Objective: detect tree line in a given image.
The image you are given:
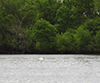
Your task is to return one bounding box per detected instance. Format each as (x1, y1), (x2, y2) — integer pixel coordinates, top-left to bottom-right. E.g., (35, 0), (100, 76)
(0, 0), (100, 54)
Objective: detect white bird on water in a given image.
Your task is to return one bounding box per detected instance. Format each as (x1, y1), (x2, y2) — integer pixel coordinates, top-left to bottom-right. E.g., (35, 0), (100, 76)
(39, 57), (45, 61)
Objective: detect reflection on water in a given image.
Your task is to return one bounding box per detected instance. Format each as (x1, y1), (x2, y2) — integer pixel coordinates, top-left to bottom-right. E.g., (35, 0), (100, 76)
(0, 55), (100, 83)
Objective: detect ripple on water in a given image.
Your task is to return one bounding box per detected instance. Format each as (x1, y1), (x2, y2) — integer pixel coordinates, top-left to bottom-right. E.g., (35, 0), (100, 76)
(0, 55), (100, 83)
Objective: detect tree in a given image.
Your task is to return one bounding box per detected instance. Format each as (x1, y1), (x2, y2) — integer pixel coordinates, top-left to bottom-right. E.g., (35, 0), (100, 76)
(55, 5), (72, 33)
(0, 0), (37, 28)
(74, 26), (92, 53)
(56, 30), (75, 53)
(82, 18), (100, 36)
(0, 13), (13, 53)
(27, 28), (36, 53)
(67, 0), (94, 28)
(63, 0), (76, 9)
(94, 0), (100, 14)
(95, 30), (100, 52)
(0, 11), (3, 49)
(30, 19), (57, 53)
(0, 0), (36, 53)
(34, 0), (62, 24)
(74, 0), (94, 18)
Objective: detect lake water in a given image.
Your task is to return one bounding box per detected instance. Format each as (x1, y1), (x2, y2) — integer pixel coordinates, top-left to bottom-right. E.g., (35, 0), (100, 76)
(0, 54), (100, 83)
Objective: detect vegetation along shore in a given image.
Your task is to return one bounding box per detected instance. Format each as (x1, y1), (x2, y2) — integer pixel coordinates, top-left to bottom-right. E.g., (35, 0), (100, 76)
(0, 0), (100, 54)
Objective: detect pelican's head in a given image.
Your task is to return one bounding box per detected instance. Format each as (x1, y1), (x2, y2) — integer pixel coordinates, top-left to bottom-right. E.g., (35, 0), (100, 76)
(43, 57), (45, 59)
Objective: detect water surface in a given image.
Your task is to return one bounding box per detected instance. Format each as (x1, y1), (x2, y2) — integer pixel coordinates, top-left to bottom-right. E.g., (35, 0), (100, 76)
(0, 54), (100, 83)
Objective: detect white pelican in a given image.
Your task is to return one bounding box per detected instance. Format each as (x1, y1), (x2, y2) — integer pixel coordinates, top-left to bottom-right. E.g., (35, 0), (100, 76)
(39, 57), (45, 61)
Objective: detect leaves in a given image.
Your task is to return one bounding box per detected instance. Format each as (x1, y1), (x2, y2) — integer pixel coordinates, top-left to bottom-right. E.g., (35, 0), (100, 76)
(56, 5), (72, 33)
(28, 19), (57, 52)
(0, 0), (100, 53)
(56, 31), (75, 53)
(74, 26), (92, 52)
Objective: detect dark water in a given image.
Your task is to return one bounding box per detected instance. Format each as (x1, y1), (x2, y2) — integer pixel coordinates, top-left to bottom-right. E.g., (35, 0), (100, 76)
(0, 54), (100, 83)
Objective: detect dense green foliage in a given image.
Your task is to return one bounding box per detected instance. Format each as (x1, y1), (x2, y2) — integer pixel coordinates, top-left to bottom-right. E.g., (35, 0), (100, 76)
(0, 0), (100, 54)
